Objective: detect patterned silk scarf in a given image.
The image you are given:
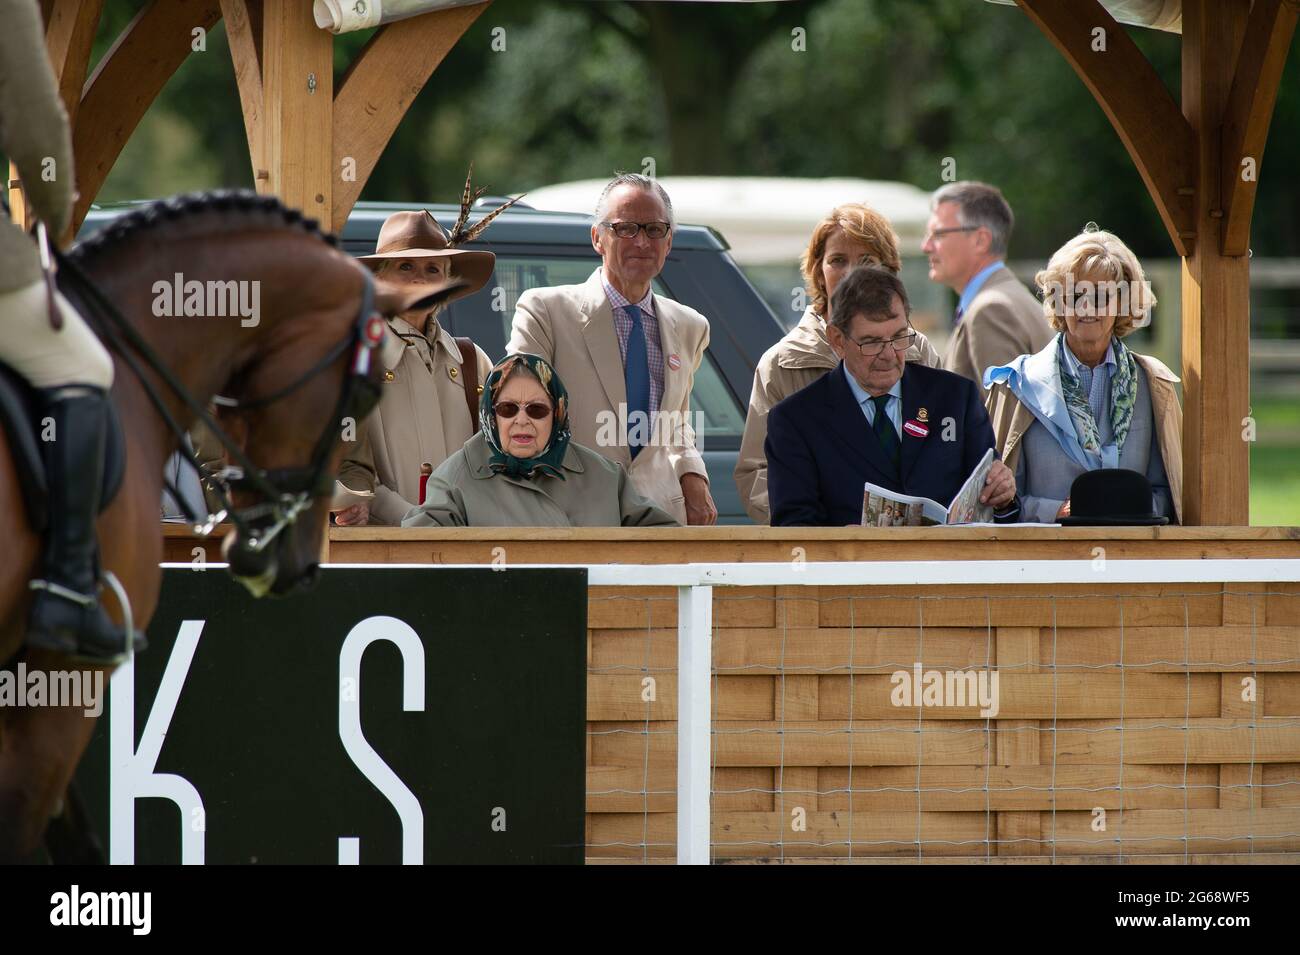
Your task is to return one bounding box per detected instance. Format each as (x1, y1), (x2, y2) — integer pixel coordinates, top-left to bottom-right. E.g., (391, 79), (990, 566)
(480, 353), (573, 480)
(1057, 335), (1138, 456)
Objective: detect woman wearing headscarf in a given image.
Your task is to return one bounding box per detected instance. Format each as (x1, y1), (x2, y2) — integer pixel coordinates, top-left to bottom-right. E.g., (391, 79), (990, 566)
(983, 228), (1182, 523)
(734, 202), (942, 523)
(402, 354), (678, 527)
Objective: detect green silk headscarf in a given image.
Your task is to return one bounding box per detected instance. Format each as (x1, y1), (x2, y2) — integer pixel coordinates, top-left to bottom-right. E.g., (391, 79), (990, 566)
(480, 353), (572, 480)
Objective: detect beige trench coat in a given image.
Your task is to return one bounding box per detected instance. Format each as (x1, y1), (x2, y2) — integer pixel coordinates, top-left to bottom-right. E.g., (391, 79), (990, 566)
(984, 350), (1184, 524)
(402, 432), (679, 528)
(734, 307), (942, 524)
(338, 315), (492, 525)
(507, 269), (709, 524)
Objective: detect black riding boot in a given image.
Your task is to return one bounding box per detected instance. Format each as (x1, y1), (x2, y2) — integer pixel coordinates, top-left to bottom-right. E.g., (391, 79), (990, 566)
(26, 386), (143, 663)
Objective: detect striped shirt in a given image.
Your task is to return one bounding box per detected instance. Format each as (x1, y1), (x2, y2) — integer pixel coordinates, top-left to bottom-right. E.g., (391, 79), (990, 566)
(600, 269), (664, 417)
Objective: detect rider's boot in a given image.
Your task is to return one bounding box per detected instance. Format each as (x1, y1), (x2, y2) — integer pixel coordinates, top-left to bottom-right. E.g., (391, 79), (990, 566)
(25, 385), (145, 663)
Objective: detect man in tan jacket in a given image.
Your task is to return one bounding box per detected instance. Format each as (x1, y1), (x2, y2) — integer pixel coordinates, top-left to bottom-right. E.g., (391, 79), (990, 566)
(336, 210), (494, 526)
(923, 181), (1052, 385)
(507, 174), (714, 525)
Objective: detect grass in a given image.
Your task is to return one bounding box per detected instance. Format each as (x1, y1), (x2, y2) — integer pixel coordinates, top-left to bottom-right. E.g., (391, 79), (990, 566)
(1249, 395), (1300, 526)
(1251, 445), (1300, 526)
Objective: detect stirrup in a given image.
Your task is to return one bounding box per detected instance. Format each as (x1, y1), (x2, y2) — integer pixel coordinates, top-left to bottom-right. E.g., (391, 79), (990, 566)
(28, 578), (99, 606)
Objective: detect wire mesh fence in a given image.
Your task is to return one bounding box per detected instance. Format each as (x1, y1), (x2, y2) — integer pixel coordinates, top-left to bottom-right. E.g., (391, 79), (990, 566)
(585, 571), (1300, 864)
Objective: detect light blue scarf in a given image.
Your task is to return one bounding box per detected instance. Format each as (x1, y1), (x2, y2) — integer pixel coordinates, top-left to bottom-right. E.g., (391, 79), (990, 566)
(983, 333), (1122, 470)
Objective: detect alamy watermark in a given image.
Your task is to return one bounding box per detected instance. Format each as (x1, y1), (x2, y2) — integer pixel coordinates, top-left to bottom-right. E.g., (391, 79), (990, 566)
(890, 663), (1000, 718)
(50, 885), (151, 935)
(151, 272), (261, 327)
(594, 405), (706, 452)
(0, 662), (103, 717)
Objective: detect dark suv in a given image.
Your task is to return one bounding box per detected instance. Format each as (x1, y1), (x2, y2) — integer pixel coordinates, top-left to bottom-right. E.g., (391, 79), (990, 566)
(82, 200), (785, 523)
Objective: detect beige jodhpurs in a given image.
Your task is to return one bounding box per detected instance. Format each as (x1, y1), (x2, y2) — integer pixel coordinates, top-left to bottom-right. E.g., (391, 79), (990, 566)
(0, 279), (113, 389)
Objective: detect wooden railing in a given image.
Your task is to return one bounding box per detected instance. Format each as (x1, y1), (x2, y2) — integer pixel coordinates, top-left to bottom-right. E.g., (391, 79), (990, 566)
(164, 525), (1300, 862)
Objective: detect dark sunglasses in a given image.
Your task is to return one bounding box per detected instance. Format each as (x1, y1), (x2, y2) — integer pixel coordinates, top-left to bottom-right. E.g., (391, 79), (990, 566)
(494, 400), (552, 420)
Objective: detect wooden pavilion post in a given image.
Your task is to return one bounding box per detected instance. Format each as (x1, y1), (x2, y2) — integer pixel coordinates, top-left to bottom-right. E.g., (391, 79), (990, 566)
(10, 0), (489, 239)
(1017, 0), (1296, 525)
(222, 0), (490, 232)
(1180, 0), (1250, 527)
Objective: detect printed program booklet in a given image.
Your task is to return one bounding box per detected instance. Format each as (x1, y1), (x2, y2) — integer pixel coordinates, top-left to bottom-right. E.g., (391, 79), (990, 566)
(861, 448), (996, 526)
(330, 481), (374, 512)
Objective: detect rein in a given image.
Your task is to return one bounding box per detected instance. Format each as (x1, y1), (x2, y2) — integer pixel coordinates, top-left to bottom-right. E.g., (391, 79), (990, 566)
(53, 245), (384, 555)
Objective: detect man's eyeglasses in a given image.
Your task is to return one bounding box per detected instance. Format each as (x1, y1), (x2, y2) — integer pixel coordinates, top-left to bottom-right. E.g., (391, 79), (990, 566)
(494, 401), (552, 420)
(846, 330), (917, 357)
(602, 220), (672, 240)
(923, 226), (978, 242)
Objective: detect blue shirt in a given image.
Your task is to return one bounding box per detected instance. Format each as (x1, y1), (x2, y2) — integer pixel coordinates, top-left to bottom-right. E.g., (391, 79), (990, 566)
(957, 260), (1006, 320)
(599, 269), (663, 417)
(1061, 338), (1117, 433)
(842, 364), (902, 435)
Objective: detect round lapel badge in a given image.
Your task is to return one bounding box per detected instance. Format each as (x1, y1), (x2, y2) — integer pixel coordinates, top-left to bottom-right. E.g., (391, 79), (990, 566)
(363, 314), (387, 347)
(667, 354), (681, 371)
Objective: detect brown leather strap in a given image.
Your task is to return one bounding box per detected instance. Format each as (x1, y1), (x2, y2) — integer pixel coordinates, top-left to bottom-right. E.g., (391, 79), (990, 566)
(454, 337), (480, 432)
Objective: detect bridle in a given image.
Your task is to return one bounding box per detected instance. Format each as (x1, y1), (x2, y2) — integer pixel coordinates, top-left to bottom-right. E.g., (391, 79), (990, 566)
(53, 245), (386, 558)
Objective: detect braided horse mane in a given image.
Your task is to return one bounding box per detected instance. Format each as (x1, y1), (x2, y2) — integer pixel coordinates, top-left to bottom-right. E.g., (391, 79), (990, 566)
(68, 190), (340, 265)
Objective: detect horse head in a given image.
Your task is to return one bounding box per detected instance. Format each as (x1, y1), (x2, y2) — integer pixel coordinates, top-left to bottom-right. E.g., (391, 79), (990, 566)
(217, 272), (448, 598)
(65, 191), (450, 599)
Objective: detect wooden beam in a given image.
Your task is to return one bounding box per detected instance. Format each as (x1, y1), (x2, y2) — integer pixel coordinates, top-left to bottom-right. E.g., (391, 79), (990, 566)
(1015, 0), (1198, 256)
(330, 2), (490, 232)
(221, 0), (266, 183)
(44, 0), (105, 129)
(1181, 0), (1252, 526)
(261, 0), (333, 220)
(71, 0), (223, 236)
(1220, 0), (1298, 256)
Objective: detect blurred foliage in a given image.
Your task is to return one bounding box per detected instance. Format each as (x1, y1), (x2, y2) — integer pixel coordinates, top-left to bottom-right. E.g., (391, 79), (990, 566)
(27, 0), (1300, 261)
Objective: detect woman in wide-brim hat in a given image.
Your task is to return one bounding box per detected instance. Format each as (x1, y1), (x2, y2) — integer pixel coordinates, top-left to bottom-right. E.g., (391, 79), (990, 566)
(337, 189), (517, 525)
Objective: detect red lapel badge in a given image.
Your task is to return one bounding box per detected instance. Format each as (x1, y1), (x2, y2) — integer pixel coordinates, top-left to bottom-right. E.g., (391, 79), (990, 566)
(903, 419), (930, 438)
(667, 354), (681, 371)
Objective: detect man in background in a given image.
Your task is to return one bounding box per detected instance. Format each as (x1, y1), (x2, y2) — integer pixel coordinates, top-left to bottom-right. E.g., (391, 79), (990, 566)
(923, 181), (1052, 384)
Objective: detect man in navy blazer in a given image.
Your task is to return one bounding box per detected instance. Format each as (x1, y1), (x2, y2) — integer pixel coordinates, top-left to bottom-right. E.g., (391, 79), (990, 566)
(766, 266), (1020, 526)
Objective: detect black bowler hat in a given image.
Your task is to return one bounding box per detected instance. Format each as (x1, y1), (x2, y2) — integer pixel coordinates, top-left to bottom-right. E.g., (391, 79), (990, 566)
(1058, 468), (1170, 526)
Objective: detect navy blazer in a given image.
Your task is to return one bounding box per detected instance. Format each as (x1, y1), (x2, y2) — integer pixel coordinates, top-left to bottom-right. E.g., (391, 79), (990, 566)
(766, 362), (999, 526)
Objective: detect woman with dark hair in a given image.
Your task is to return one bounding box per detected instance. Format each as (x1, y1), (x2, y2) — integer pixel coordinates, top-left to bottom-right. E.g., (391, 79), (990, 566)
(403, 354), (677, 528)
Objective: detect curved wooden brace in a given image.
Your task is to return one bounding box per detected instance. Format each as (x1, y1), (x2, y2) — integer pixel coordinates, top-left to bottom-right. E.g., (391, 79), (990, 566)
(71, 0), (223, 235)
(44, 0), (106, 129)
(1016, 0), (1198, 256)
(1220, 0), (1297, 256)
(330, 1), (491, 232)
(221, 0), (265, 181)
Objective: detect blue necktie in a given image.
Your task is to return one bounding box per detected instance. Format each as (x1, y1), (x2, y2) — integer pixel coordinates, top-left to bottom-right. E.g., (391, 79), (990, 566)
(623, 304), (651, 459)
